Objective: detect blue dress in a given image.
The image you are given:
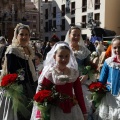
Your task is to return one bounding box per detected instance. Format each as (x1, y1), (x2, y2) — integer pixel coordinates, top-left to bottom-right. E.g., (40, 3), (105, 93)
(94, 56), (120, 120)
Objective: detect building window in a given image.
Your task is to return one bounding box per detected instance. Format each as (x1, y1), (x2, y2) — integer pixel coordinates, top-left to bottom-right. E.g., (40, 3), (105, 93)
(87, 12), (93, 24)
(71, 17), (75, 26)
(53, 20), (56, 28)
(61, 4), (65, 16)
(95, 0), (100, 10)
(49, 20), (52, 31)
(82, 0), (87, 12)
(45, 22), (48, 32)
(61, 35), (65, 41)
(45, 0), (48, 3)
(33, 16), (36, 19)
(81, 15), (86, 28)
(45, 9), (48, 19)
(53, 7), (56, 18)
(33, 24), (36, 28)
(94, 13), (100, 26)
(71, 2), (75, 14)
(61, 19), (65, 31)
(66, 0), (70, 13)
(21, 0), (24, 4)
(94, 13), (100, 21)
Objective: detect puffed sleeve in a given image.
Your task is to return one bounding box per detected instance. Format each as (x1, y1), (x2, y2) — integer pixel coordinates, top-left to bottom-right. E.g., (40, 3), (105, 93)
(40, 70), (54, 90)
(99, 61), (109, 84)
(41, 77), (53, 89)
(73, 77), (87, 114)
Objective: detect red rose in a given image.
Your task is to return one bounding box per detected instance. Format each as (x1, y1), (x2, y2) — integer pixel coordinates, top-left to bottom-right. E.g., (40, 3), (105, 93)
(88, 82), (106, 92)
(34, 90), (52, 103)
(1, 73), (18, 86)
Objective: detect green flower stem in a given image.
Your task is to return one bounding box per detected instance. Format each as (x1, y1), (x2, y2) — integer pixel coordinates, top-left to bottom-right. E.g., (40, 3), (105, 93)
(38, 105), (50, 120)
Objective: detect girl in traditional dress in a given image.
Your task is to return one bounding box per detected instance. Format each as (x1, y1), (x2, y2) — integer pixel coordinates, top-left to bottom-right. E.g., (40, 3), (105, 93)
(94, 37), (120, 120)
(31, 41), (87, 120)
(35, 52), (43, 78)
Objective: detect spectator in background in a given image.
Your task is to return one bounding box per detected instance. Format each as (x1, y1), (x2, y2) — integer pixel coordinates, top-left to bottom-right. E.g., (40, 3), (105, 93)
(43, 41), (51, 60)
(35, 52), (43, 78)
(94, 40), (105, 56)
(43, 34), (60, 60)
(36, 41), (42, 53)
(41, 41), (47, 55)
(0, 36), (7, 70)
(85, 38), (96, 53)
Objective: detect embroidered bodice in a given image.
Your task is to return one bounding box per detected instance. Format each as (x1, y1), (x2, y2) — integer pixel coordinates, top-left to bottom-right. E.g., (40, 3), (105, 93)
(99, 56), (120, 96)
(41, 67), (87, 114)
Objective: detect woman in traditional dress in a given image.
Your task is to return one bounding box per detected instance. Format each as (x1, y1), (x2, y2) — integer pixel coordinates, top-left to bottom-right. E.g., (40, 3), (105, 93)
(0, 23), (37, 120)
(65, 26), (95, 119)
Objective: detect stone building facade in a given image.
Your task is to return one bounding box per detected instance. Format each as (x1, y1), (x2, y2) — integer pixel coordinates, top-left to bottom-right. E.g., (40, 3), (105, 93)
(0, 0), (26, 43)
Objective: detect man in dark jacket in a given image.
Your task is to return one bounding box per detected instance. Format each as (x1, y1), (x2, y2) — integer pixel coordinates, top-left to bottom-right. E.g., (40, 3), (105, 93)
(43, 34), (60, 60)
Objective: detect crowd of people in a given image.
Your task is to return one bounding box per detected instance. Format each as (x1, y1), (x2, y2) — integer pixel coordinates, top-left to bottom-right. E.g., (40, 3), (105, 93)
(0, 23), (119, 120)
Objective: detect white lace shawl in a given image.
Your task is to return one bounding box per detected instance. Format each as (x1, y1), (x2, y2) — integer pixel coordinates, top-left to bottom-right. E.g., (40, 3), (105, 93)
(0, 45), (37, 82)
(73, 45), (91, 60)
(44, 66), (79, 85)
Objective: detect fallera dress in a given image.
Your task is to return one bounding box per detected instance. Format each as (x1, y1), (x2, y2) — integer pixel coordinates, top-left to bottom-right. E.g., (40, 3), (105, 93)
(31, 67), (86, 120)
(73, 45), (92, 113)
(94, 56), (120, 120)
(0, 45), (37, 120)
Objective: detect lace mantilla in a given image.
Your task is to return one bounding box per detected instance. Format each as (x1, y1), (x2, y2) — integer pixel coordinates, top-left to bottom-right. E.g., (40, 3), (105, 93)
(45, 67), (79, 85)
(73, 46), (91, 60)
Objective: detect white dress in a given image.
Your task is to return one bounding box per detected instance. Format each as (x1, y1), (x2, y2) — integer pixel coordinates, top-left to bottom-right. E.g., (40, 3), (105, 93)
(93, 57), (120, 120)
(74, 46), (92, 113)
(94, 93), (120, 120)
(31, 68), (85, 120)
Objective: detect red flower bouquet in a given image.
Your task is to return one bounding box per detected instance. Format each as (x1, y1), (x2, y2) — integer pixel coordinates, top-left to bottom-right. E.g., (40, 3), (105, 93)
(34, 86), (71, 120)
(34, 89), (57, 120)
(34, 90), (52, 104)
(0, 69), (30, 118)
(1, 73), (18, 86)
(88, 82), (107, 92)
(88, 82), (108, 108)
